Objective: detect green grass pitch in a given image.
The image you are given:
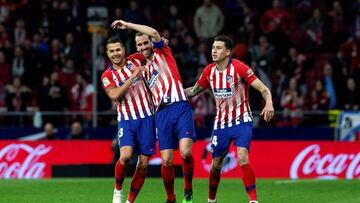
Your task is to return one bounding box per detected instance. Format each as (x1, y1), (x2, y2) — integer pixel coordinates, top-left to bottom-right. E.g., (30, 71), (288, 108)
(0, 178), (359, 202)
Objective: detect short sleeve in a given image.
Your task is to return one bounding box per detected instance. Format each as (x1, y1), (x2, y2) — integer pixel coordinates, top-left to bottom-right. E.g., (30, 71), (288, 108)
(101, 71), (116, 91)
(241, 63), (257, 85)
(196, 66), (211, 89)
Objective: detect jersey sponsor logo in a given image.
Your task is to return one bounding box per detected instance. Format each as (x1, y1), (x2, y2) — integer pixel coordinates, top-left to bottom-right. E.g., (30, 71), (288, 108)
(102, 77), (110, 87)
(214, 88), (233, 98)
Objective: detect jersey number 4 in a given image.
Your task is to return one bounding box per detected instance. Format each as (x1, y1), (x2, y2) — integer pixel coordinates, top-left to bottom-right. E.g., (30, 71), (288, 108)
(211, 135), (218, 146)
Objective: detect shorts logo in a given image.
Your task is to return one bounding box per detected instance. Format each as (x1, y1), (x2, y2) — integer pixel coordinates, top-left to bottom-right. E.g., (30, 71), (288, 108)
(102, 77), (110, 87)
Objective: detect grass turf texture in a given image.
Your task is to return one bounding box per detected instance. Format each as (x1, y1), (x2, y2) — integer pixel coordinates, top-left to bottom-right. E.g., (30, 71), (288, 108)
(0, 178), (359, 203)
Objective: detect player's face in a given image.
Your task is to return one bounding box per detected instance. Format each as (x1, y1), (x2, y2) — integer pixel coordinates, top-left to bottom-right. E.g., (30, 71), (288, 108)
(135, 35), (153, 59)
(106, 42), (125, 65)
(212, 41), (230, 62)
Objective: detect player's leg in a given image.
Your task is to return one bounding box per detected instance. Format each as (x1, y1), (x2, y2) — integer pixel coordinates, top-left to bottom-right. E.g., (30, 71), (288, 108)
(176, 102), (196, 203)
(126, 115), (156, 203)
(127, 155), (150, 203)
(179, 138), (194, 203)
(233, 122), (257, 202)
(157, 106), (178, 203)
(208, 129), (230, 203)
(208, 156), (223, 203)
(161, 149), (176, 203)
(113, 146), (133, 203)
(113, 121), (136, 203)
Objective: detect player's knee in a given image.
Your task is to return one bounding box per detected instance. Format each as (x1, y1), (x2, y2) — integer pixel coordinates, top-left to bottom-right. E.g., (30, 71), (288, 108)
(119, 154), (132, 164)
(180, 148), (192, 159)
(237, 155), (249, 165)
(137, 161), (149, 172)
(211, 163), (222, 172)
(162, 158), (173, 167)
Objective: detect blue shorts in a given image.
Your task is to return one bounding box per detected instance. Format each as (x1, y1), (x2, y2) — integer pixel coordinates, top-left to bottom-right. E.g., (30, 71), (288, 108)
(156, 101), (196, 150)
(211, 122), (253, 158)
(117, 115), (156, 156)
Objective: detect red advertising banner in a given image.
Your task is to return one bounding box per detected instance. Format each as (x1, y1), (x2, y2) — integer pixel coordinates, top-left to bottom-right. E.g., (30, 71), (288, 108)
(0, 141), (113, 179)
(149, 141), (360, 179)
(1, 141), (359, 179)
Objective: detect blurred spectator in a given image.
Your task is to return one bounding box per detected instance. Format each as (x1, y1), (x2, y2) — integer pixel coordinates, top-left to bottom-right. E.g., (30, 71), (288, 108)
(322, 63), (337, 109)
(310, 79), (329, 110)
(280, 77), (304, 126)
(166, 4), (180, 30)
(44, 122), (56, 140)
(197, 41), (210, 67)
(70, 73), (94, 125)
(260, 0), (296, 34)
(0, 50), (11, 86)
(0, 23), (10, 49)
(0, 1), (10, 24)
(343, 78), (360, 110)
(251, 35), (275, 76)
(68, 121), (88, 139)
(302, 8), (326, 51)
(62, 32), (80, 62)
(124, 0), (147, 24)
(59, 58), (77, 95)
(4, 77), (31, 111)
(328, 1), (349, 51)
(14, 19), (27, 45)
(339, 31), (360, 73)
(11, 45), (27, 78)
(194, 0), (224, 41)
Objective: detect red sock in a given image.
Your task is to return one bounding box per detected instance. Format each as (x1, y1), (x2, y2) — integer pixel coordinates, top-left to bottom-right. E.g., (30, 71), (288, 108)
(127, 168), (147, 202)
(162, 165), (175, 201)
(182, 156), (194, 191)
(208, 168), (221, 200)
(114, 160), (128, 190)
(241, 164), (257, 201)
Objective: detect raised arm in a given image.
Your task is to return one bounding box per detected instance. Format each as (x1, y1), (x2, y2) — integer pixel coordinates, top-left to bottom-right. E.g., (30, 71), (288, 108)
(111, 20), (161, 42)
(105, 67), (145, 101)
(250, 78), (274, 122)
(185, 83), (206, 98)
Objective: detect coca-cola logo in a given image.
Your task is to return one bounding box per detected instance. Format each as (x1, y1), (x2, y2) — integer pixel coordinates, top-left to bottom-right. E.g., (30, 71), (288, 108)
(290, 144), (360, 179)
(0, 143), (52, 179)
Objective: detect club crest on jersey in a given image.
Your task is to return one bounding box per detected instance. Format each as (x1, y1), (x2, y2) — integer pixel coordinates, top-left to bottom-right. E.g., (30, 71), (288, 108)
(214, 88), (233, 98)
(226, 75), (233, 83)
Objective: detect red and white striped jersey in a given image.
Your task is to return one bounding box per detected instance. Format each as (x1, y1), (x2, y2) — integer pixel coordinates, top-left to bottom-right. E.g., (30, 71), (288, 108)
(101, 53), (153, 121)
(197, 58), (257, 130)
(145, 41), (187, 109)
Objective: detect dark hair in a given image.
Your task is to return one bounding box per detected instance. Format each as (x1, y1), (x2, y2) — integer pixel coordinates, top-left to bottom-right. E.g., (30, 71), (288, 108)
(134, 32), (151, 40)
(214, 35), (233, 50)
(106, 36), (123, 46)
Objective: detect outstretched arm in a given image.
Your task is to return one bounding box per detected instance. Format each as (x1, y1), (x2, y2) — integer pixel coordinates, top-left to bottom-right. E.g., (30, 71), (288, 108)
(111, 20), (161, 42)
(185, 83), (206, 98)
(250, 78), (274, 122)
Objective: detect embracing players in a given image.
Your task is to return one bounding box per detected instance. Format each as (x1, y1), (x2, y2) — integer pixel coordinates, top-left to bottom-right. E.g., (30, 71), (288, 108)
(112, 20), (196, 203)
(185, 35), (274, 203)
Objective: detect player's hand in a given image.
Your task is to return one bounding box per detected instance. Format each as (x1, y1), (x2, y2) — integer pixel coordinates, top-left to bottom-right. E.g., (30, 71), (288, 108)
(111, 20), (129, 30)
(260, 104), (274, 122)
(131, 66), (145, 80)
(162, 37), (169, 46)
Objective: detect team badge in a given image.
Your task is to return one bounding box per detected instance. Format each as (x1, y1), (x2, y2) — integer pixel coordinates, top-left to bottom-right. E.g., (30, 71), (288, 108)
(226, 75), (233, 83)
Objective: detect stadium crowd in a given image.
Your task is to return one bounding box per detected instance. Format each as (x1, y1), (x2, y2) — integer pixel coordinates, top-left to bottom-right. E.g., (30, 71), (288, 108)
(0, 0), (359, 128)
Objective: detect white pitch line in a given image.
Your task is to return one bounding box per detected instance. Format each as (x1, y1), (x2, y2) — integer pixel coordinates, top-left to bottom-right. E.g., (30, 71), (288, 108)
(274, 179), (333, 184)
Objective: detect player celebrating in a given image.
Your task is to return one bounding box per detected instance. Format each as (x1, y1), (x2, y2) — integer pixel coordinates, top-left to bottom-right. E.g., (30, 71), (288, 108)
(101, 36), (156, 203)
(185, 35), (274, 203)
(111, 20), (196, 203)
